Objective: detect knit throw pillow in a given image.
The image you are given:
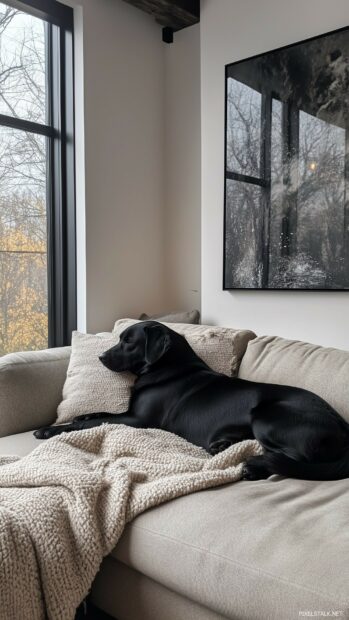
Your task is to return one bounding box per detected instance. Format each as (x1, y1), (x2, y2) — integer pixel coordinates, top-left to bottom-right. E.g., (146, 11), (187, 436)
(56, 330), (135, 424)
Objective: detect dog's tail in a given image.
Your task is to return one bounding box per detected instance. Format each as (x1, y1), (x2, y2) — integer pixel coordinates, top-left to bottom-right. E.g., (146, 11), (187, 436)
(263, 448), (349, 481)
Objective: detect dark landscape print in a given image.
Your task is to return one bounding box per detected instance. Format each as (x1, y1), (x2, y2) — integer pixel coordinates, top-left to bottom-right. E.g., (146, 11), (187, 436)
(224, 27), (349, 289)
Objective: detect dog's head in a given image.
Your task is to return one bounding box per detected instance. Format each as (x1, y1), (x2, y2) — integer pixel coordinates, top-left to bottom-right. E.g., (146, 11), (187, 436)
(99, 321), (174, 374)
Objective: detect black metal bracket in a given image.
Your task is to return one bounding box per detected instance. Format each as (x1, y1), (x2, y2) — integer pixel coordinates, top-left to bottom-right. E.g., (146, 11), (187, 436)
(162, 27), (174, 44)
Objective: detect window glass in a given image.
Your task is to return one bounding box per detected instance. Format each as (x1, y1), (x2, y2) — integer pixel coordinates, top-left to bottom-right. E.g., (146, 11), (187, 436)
(0, 4), (47, 123)
(0, 127), (47, 354)
(0, 3), (49, 355)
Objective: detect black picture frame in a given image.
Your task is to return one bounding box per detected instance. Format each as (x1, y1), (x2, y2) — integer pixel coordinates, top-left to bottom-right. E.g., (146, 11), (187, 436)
(223, 25), (349, 291)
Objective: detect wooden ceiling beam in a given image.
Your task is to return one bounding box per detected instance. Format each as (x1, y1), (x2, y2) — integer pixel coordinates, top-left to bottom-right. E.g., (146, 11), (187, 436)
(121, 0), (200, 34)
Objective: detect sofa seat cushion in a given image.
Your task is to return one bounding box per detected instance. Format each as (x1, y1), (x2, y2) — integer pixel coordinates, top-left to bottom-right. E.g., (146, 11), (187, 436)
(0, 430), (42, 457)
(1, 431), (348, 619)
(113, 477), (349, 620)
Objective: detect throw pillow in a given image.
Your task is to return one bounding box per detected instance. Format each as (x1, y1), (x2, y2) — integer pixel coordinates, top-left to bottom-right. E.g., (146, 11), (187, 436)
(138, 309), (200, 324)
(56, 331), (134, 424)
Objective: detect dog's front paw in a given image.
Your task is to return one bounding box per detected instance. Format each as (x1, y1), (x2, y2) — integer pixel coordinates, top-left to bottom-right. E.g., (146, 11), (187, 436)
(34, 425), (71, 439)
(34, 427), (55, 440)
(209, 439), (231, 455)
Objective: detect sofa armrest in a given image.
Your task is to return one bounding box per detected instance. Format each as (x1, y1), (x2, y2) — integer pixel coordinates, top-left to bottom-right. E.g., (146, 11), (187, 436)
(0, 346), (71, 438)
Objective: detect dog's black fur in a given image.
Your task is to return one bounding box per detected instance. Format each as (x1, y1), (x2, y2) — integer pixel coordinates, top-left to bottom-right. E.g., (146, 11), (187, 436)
(35, 321), (349, 481)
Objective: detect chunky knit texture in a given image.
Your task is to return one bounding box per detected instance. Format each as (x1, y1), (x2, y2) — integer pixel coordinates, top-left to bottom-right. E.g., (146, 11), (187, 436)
(56, 331), (134, 423)
(0, 425), (261, 619)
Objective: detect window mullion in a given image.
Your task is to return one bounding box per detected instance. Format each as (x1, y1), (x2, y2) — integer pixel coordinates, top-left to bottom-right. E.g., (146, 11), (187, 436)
(49, 23), (64, 347)
(62, 25), (77, 343)
(0, 114), (53, 137)
(225, 170), (269, 188)
(47, 16), (76, 348)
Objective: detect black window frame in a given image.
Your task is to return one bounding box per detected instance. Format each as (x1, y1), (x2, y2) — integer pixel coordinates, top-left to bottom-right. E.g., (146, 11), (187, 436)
(1, 0), (76, 347)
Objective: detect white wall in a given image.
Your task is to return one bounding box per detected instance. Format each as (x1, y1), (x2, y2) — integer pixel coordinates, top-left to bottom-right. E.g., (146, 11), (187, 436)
(68, 0), (203, 333)
(164, 24), (201, 312)
(200, 0), (349, 349)
(68, 0), (167, 333)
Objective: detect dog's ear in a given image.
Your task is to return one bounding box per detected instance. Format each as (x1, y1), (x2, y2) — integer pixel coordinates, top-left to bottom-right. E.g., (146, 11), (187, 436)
(144, 324), (171, 365)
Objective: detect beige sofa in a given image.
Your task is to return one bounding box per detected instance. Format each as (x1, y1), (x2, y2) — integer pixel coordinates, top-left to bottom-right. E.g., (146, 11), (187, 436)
(0, 334), (349, 620)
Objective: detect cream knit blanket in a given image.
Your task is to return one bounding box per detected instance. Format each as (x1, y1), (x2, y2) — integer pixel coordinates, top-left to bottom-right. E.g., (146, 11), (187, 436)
(0, 425), (262, 620)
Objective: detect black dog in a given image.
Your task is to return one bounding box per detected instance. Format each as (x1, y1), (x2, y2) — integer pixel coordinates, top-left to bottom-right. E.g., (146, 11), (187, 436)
(35, 321), (349, 481)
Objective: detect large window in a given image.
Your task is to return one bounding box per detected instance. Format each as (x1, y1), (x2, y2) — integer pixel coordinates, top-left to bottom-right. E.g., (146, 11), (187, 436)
(0, 0), (75, 355)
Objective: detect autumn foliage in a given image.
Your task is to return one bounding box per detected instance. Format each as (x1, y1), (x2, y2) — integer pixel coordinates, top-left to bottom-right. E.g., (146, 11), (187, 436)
(0, 198), (48, 355)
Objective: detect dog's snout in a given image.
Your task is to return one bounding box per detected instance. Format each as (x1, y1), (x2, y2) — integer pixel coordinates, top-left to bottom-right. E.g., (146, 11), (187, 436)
(99, 351), (111, 366)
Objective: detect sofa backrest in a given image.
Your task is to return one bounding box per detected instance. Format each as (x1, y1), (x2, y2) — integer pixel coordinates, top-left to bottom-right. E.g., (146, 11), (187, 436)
(238, 336), (349, 423)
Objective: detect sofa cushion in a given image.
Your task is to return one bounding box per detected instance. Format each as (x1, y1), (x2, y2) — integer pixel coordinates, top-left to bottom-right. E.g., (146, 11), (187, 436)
(138, 309), (200, 324)
(1, 430), (348, 620)
(114, 319), (256, 377)
(56, 331), (135, 423)
(238, 335), (349, 422)
(113, 477), (349, 620)
(92, 557), (227, 620)
(0, 430), (42, 457)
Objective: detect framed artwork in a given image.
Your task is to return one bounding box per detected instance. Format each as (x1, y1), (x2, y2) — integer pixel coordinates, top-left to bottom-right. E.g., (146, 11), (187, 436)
(223, 26), (349, 290)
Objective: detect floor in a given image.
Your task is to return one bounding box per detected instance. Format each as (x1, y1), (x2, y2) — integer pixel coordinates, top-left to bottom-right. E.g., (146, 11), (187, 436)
(75, 601), (115, 619)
